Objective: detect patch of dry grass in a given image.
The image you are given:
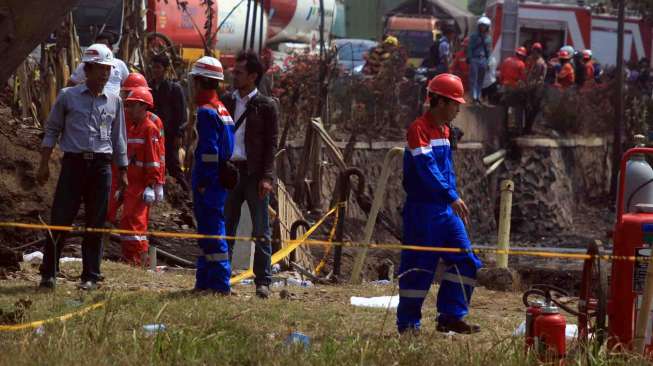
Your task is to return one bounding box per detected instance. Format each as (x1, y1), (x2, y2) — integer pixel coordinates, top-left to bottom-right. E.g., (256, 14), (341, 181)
(0, 261), (649, 365)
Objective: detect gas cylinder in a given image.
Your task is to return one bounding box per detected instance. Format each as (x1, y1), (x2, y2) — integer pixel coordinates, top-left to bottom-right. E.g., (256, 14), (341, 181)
(525, 300), (545, 351)
(623, 135), (653, 212)
(534, 305), (566, 361)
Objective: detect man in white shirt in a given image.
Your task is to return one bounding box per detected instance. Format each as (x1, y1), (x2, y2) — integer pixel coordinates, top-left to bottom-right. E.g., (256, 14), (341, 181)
(68, 32), (129, 96)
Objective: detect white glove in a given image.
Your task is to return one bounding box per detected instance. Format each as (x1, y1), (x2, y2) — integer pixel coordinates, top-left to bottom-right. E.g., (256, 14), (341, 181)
(154, 184), (164, 203)
(143, 186), (156, 205)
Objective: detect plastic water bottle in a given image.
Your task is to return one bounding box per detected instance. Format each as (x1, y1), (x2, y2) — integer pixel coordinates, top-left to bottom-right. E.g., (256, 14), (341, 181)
(143, 324), (166, 334)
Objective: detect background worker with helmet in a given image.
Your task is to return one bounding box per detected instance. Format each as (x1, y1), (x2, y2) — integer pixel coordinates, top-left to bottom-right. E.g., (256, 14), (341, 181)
(556, 50), (575, 89)
(499, 47), (528, 135)
(116, 87), (162, 265)
(524, 43), (547, 134)
(397, 73), (483, 335)
(189, 56), (235, 294)
(148, 54), (188, 189)
(467, 16), (492, 104)
(37, 43), (128, 290)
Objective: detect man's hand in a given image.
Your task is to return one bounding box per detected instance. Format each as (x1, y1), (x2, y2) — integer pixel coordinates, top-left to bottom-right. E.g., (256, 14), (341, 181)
(118, 169), (128, 191)
(37, 162), (50, 186)
(258, 178), (273, 199)
(451, 198), (470, 225)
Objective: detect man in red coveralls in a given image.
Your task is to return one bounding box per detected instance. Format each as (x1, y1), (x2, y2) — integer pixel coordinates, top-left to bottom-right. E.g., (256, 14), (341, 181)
(108, 73), (166, 224)
(116, 87), (162, 265)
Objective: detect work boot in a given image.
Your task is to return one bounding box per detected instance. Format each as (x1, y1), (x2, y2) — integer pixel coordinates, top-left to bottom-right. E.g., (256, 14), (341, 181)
(39, 277), (56, 289)
(436, 319), (481, 334)
(78, 281), (98, 291)
(255, 285), (270, 299)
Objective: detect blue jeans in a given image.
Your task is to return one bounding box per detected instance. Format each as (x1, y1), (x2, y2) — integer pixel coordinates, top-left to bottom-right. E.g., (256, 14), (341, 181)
(40, 154), (111, 282)
(225, 166), (272, 286)
(469, 58), (488, 101)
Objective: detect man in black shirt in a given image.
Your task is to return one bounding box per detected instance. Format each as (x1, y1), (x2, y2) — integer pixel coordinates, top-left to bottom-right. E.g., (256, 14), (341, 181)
(149, 54), (188, 187)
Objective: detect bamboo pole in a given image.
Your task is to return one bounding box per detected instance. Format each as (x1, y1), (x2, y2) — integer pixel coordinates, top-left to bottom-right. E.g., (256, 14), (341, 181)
(496, 179), (514, 269)
(350, 147), (404, 284)
(634, 248), (653, 353)
(483, 149), (507, 165)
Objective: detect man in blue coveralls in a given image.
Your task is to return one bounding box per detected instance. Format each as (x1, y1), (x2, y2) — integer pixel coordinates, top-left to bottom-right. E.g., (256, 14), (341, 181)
(189, 56), (235, 294)
(398, 73), (482, 334)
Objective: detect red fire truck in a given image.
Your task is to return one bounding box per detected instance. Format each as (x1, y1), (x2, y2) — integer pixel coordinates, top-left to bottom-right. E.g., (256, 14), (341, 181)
(485, 0), (653, 67)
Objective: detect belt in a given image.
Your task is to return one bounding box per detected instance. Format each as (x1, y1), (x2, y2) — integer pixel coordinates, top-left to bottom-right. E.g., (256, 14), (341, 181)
(64, 152), (112, 161)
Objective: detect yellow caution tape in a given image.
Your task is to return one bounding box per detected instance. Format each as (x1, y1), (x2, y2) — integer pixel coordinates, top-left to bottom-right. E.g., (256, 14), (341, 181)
(0, 301), (106, 332)
(0, 216), (644, 262)
(314, 205), (340, 275)
(229, 206), (337, 284)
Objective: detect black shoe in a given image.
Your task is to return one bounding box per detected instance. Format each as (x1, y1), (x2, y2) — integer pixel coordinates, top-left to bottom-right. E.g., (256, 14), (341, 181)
(78, 281), (98, 291)
(255, 285), (270, 299)
(436, 319), (481, 334)
(39, 277), (56, 289)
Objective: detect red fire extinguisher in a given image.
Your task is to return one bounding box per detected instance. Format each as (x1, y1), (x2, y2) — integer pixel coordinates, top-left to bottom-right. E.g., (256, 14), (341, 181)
(525, 299), (545, 351)
(534, 304), (566, 361)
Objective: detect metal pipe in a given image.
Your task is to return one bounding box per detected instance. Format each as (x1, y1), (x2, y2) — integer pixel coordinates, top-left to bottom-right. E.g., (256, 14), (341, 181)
(610, 0), (626, 200)
(497, 180), (514, 268)
(258, 0), (265, 54)
(350, 147), (404, 284)
(242, 0), (252, 50)
(249, 0), (258, 50)
(482, 149), (507, 165)
(484, 156), (505, 176)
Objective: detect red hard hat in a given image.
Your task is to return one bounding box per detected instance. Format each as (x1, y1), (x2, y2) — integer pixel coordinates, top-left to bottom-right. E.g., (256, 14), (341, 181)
(558, 50), (571, 60)
(122, 73), (150, 91)
(516, 47), (528, 57)
(427, 73), (466, 104)
(124, 87), (154, 108)
(531, 42), (543, 51)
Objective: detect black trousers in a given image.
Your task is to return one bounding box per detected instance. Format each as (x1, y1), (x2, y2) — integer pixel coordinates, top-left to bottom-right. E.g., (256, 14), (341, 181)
(40, 154), (111, 282)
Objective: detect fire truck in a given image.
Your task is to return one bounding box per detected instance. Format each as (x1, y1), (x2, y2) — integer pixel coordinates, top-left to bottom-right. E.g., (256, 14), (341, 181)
(485, 0), (653, 67)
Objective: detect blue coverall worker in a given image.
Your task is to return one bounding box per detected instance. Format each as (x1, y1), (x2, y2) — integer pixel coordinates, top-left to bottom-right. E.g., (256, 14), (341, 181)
(467, 16), (492, 104)
(189, 56), (235, 294)
(398, 73), (483, 335)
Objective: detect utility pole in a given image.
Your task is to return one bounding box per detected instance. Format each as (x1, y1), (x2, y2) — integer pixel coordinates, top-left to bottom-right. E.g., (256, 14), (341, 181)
(610, 0), (626, 200)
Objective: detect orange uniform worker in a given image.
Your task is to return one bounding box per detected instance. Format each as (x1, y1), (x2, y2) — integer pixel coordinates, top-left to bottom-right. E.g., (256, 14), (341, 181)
(582, 50), (595, 88)
(117, 88), (162, 265)
(451, 37), (470, 88)
(499, 47), (527, 88)
(107, 73), (166, 224)
(556, 51), (575, 89)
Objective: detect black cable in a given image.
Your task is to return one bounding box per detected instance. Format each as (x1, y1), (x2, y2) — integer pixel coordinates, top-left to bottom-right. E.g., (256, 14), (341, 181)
(626, 177), (653, 213)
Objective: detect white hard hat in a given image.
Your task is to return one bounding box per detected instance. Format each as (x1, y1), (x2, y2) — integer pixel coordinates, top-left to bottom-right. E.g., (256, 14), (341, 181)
(189, 56), (224, 80)
(477, 16), (491, 27)
(560, 45), (575, 55)
(82, 44), (114, 66)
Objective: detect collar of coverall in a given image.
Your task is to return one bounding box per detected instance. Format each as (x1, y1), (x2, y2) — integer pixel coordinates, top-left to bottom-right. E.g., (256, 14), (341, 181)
(195, 89), (220, 107)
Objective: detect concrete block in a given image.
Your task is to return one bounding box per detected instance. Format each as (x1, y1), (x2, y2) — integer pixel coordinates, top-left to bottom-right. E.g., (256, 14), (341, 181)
(231, 202), (254, 270)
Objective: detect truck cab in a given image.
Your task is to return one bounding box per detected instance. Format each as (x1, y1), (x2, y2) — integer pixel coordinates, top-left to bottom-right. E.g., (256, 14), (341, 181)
(384, 15), (438, 67)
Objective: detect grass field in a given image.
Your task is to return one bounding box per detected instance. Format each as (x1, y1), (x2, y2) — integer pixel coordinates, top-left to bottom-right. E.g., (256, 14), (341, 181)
(0, 261), (649, 365)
